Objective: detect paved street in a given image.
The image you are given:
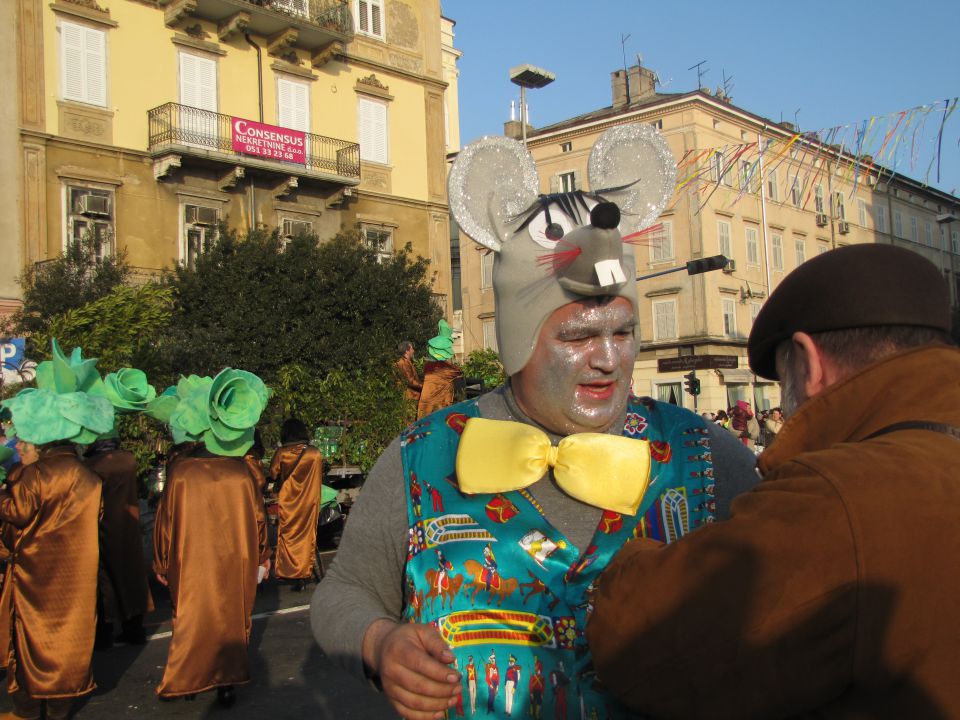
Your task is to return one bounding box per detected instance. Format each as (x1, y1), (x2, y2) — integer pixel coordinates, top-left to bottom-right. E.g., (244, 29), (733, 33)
(0, 552), (398, 719)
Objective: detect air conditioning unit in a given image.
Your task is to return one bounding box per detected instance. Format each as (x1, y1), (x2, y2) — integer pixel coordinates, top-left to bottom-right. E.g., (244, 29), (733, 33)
(837, 221), (850, 235)
(722, 259), (736, 274)
(186, 206), (219, 226)
(77, 194), (110, 216)
(283, 218), (314, 238)
(815, 213), (829, 227)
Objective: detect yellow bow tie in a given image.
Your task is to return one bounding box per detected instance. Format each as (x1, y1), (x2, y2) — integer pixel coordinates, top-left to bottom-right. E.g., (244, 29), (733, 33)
(455, 418), (651, 515)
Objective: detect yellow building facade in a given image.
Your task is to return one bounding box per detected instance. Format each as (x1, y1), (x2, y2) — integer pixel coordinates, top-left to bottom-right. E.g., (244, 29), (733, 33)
(7, 0), (458, 318)
(459, 65), (960, 413)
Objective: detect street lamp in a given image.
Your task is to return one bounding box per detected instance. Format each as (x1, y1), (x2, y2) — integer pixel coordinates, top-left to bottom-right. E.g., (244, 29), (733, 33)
(509, 64), (555, 148)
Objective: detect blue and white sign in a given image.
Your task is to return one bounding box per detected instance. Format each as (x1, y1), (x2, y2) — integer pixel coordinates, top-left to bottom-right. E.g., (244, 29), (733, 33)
(1, 339), (34, 386)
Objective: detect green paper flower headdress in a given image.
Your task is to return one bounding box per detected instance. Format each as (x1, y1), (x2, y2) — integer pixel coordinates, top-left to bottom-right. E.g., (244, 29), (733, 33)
(427, 319), (455, 361)
(0, 339), (114, 446)
(104, 368), (157, 412)
(147, 368), (271, 457)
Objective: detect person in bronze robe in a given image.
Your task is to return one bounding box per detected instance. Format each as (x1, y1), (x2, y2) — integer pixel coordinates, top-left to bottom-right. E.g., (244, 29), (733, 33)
(269, 419), (325, 591)
(394, 341), (423, 404)
(149, 367), (271, 709)
(84, 438), (153, 647)
(416, 321), (463, 420)
(0, 442), (101, 720)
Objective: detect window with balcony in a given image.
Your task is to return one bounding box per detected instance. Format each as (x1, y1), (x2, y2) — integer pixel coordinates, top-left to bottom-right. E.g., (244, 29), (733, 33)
(60, 20), (107, 107)
(355, 0), (384, 40)
(65, 185), (114, 260)
(278, 77), (310, 133)
(358, 96), (388, 164)
(182, 204), (219, 269)
(652, 299), (677, 341)
(771, 233), (783, 271)
(722, 298), (737, 337)
(480, 251), (493, 289)
(649, 221), (674, 263)
(745, 226), (759, 266)
(717, 220), (731, 258)
(795, 237), (806, 265)
(362, 224), (393, 263)
(179, 52), (218, 112)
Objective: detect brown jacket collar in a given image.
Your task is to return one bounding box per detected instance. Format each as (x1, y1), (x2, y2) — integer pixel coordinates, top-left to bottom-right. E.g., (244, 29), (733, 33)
(759, 344), (960, 476)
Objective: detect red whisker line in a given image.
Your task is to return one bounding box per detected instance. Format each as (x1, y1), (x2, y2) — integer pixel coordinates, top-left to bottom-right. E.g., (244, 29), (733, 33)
(622, 224), (664, 243)
(536, 247), (581, 273)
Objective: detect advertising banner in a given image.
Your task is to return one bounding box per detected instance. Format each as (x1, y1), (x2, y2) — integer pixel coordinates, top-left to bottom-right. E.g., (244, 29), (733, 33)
(231, 118), (306, 164)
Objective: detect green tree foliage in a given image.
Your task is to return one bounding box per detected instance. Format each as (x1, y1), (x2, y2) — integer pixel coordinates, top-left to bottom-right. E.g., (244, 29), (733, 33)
(6, 235), (129, 356)
(38, 284), (174, 374)
(461, 348), (506, 390)
(162, 226), (441, 380)
(270, 361), (408, 473)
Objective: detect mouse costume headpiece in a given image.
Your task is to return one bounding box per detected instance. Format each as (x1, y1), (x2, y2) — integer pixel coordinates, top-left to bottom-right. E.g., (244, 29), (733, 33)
(448, 124), (675, 376)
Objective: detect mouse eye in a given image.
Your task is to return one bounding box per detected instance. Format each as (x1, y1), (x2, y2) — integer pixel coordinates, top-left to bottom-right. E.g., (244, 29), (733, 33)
(526, 210), (576, 249)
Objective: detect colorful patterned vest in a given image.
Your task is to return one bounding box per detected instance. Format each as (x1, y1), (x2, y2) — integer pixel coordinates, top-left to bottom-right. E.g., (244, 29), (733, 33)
(400, 395), (715, 719)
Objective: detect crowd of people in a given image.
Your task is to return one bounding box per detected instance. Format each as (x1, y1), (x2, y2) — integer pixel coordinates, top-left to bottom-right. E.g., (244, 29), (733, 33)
(703, 403), (784, 451)
(0, 349), (328, 718)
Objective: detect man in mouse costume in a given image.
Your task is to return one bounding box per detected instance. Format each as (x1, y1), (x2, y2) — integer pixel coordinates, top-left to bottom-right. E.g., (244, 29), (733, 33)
(312, 125), (758, 719)
(149, 369), (270, 707)
(0, 341), (113, 720)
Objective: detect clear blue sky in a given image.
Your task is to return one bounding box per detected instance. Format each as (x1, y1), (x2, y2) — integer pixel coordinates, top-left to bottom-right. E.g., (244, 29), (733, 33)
(443, 0), (960, 197)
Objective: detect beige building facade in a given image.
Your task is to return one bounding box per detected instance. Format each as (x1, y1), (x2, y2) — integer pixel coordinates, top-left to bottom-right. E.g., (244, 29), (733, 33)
(7, 0), (459, 320)
(459, 64), (960, 413)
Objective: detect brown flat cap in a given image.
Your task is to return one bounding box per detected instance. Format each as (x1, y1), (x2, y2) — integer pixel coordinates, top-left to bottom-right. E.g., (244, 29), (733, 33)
(748, 243), (951, 380)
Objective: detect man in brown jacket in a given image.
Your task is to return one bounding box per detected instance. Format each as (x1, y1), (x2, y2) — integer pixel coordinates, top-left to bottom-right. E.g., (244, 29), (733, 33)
(588, 244), (960, 718)
(394, 341), (423, 404)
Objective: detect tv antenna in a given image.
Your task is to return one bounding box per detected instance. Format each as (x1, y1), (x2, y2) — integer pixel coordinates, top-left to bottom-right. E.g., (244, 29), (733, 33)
(722, 69), (734, 98)
(620, 34), (632, 104)
(688, 60), (708, 90)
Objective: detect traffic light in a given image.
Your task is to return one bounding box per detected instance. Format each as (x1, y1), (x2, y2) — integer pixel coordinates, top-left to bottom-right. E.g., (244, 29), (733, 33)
(683, 372), (701, 396)
(686, 254), (729, 276)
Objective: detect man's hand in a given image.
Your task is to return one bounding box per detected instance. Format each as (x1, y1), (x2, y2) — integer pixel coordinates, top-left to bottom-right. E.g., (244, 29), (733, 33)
(155, 573), (168, 587)
(363, 619), (460, 720)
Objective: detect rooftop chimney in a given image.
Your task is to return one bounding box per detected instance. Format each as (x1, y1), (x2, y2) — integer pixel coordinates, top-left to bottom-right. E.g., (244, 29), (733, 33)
(611, 64), (658, 109)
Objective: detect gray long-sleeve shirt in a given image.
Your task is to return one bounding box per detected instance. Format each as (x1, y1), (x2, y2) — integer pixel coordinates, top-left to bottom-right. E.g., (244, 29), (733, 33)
(311, 386), (758, 677)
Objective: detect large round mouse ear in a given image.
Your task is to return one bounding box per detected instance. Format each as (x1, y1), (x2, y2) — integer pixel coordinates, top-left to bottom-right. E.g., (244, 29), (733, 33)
(448, 136), (540, 253)
(587, 124), (676, 231)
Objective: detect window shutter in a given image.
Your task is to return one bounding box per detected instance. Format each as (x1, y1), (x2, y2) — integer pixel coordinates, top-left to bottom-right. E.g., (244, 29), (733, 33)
(83, 26), (106, 105)
(370, 0), (382, 36)
(358, 0), (369, 32)
(62, 22), (85, 102)
(180, 53), (217, 112)
(278, 78), (309, 132)
(549, 175), (560, 193)
(358, 97), (387, 163)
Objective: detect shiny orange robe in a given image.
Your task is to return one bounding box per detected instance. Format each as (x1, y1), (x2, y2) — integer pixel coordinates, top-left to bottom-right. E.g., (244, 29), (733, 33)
(153, 450), (267, 697)
(269, 444), (324, 580)
(417, 361), (463, 419)
(0, 445), (100, 699)
(394, 356), (423, 402)
(84, 448), (153, 621)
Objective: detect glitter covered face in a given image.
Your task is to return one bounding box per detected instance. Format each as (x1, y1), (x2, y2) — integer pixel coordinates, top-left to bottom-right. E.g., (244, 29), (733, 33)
(512, 297), (637, 436)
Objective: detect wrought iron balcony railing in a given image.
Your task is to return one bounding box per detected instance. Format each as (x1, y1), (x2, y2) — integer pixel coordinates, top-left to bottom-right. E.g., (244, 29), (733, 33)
(260, 0), (353, 33)
(148, 102), (360, 182)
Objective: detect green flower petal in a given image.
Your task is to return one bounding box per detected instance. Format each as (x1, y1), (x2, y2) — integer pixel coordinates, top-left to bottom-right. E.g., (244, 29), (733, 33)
(104, 368), (156, 412)
(201, 426), (254, 457)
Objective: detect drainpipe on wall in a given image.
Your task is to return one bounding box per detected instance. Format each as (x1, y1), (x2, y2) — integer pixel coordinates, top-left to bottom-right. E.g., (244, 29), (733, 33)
(756, 131), (773, 297)
(244, 34), (263, 230)
(244, 34), (264, 123)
